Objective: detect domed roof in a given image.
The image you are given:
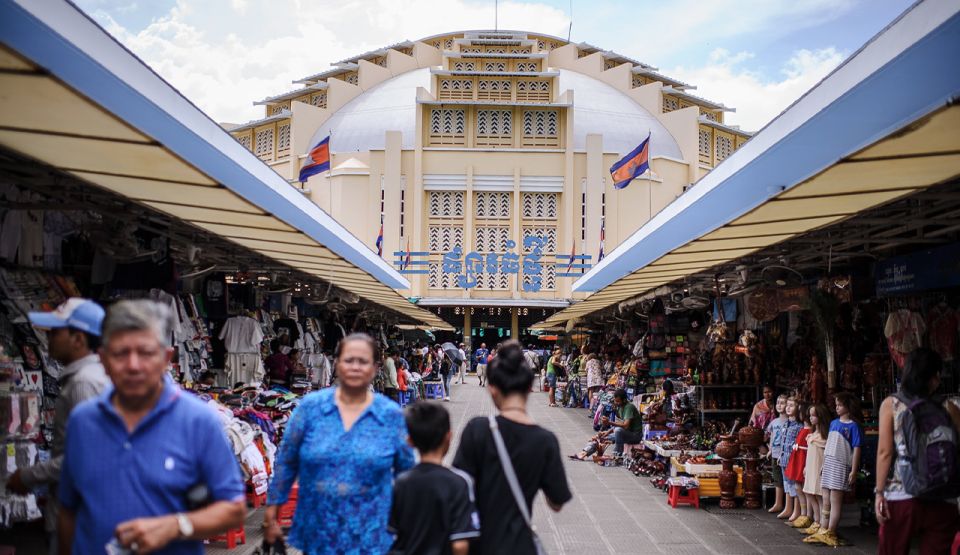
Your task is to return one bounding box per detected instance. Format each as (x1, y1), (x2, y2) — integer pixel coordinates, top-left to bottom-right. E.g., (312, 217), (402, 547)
(311, 67), (682, 159)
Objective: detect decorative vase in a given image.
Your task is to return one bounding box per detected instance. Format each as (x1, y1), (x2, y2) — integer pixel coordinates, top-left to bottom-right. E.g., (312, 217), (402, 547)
(715, 434), (741, 509)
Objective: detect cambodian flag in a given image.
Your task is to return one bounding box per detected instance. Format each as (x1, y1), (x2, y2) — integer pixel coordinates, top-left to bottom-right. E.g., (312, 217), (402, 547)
(598, 219), (605, 262)
(375, 219), (384, 257)
(298, 135), (330, 183)
(401, 238), (412, 271)
(610, 132), (651, 190)
(566, 243), (576, 273)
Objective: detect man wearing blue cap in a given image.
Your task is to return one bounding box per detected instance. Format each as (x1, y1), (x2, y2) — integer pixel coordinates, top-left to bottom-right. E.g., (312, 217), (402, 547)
(6, 298), (109, 555)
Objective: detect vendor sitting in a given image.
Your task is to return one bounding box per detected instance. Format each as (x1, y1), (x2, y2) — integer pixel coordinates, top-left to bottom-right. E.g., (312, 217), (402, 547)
(264, 339), (294, 387)
(569, 389), (643, 461)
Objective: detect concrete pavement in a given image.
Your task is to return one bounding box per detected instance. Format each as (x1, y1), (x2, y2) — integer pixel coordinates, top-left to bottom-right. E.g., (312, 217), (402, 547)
(209, 376), (878, 553)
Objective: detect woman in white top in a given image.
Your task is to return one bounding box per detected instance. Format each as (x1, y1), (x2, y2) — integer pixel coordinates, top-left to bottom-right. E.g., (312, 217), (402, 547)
(876, 348), (960, 554)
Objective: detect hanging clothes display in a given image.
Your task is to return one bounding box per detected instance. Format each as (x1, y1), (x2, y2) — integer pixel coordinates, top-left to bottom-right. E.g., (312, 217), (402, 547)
(219, 315), (265, 385)
(927, 303), (959, 362)
(884, 309), (925, 368)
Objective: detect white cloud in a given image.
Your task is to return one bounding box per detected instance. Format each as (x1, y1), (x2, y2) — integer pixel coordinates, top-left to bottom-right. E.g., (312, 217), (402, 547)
(668, 47), (846, 131)
(82, 0), (571, 123)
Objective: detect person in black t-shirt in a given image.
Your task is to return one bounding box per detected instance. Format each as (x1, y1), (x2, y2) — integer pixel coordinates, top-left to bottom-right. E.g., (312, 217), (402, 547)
(453, 341), (572, 555)
(389, 402), (479, 555)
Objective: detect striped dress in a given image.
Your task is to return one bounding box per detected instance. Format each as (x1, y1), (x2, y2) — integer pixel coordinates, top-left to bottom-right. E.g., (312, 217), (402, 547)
(820, 419), (863, 491)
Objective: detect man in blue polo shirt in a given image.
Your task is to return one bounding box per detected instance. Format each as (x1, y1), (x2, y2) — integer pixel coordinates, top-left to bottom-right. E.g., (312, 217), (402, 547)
(58, 300), (245, 554)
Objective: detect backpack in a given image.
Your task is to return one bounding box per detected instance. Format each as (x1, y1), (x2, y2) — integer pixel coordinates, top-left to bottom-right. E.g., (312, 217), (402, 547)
(894, 393), (960, 499)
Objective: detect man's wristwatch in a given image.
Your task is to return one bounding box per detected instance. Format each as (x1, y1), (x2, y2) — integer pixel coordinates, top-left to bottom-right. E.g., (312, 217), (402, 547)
(176, 513), (194, 539)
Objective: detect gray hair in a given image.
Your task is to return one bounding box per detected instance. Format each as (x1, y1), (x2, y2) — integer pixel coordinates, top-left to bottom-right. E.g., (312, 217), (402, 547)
(101, 300), (174, 348)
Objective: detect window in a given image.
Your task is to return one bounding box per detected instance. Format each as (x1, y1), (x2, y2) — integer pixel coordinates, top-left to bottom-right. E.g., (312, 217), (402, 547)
(601, 192), (606, 218)
(484, 61), (507, 72)
(521, 110), (559, 147)
(236, 134), (252, 150)
(663, 96), (680, 113)
(310, 91), (327, 108)
(516, 80), (550, 103)
(521, 193), (558, 220)
(277, 124), (291, 156)
(452, 60), (477, 71)
(715, 134), (734, 163)
(699, 127), (713, 165)
(428, 226), (464, 252)
(428, 262), (457, 289)
(475, 226), (511, 252)
(475, 109), (512, 147)
(438, 79), (474, 101)
(429, 109), (466, 146)
(476, 192), (510, 219)
(522, 226), (557, 252)
(255, 127), (274, 159)
(632, 75), (650, 88)
(428, 191), (465, 218)
(400, 189), (405, 239)
(477, 79), (511, 102)
(269, 102), (289, 115)
(580, 188), (587, 241)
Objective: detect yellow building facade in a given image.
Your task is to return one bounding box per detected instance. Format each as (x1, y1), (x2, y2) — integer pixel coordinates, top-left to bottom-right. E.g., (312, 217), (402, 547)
(227, 31), (751, 340)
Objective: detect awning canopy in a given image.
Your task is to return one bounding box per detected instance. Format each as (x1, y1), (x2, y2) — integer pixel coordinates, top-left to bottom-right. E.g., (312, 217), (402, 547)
(534, 0), (960, 329)
(0, 0), (450, 330)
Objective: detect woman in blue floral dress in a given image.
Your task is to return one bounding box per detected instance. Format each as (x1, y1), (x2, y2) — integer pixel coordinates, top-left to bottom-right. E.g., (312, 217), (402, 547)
(263, 333), (415, 554)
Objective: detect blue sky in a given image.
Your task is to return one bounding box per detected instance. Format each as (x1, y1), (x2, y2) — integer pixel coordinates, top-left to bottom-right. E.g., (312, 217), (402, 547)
(75, 0), (914, 129)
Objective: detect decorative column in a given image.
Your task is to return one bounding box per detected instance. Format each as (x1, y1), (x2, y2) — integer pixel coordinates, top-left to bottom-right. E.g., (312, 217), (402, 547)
(510, 307), (519, 340)
(738, 426), (764, 509)
(464, 309), (472, 352)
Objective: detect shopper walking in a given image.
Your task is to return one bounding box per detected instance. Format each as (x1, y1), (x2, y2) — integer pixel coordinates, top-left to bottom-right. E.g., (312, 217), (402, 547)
(876, 348), (960, 554)
(263, 333), (415, 554)
(458, 343), (467, 384)
(475, 343), (490, 387)
(389, 402), (479, 555)
(439, 352), (453, 402)
(383, 348), (400, 403)
(57, 300), (245, 554)
(453, 340), (572, 554)
(545, 348), (562, 408)
(4, 299), (109, 555)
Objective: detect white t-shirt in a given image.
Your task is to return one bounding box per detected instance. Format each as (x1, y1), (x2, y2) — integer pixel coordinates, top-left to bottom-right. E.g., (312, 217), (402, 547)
(219, 316), (265, 353)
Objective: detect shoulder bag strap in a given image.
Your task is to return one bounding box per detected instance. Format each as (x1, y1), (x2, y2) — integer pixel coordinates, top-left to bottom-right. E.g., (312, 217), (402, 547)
(488, 415), (547, 555)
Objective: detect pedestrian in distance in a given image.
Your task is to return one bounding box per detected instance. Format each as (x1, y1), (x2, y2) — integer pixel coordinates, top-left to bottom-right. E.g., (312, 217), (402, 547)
(458, 343), (467, 384)
(383, 348), (401, 403)
(263, 333), (415, 554)
(474, 343), (489, 387)
(5, 299), (110, 555)
(57, 300), (246, 554)
(876, 348), (960, 554)
(453, 340), (572, 554)
(388, 401), (480, 555)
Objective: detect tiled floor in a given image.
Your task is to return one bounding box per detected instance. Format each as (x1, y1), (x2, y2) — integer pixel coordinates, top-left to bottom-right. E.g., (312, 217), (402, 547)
(208, 376), (878, 553)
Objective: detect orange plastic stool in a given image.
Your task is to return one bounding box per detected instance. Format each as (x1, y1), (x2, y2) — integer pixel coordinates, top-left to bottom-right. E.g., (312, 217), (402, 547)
(667, 484), (700, 508)
(211, 526), (246, 549)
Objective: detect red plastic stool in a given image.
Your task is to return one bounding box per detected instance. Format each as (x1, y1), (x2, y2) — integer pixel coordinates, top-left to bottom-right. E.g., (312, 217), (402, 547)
(667, 484), (700, 508)
(210, 526), (246, 549)
(246, 490), (266, 508)
(278, 483), (299, 528)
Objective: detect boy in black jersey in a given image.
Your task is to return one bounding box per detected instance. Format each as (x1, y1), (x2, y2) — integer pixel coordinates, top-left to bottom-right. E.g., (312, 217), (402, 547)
(389, 402), (480, 555)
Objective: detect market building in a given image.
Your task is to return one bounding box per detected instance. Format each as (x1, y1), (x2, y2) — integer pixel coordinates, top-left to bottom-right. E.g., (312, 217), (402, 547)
(226, 30), (752, 344)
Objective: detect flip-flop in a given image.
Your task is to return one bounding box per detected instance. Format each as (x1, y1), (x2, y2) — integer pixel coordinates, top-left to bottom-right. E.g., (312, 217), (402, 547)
(568, 455), (586, 461)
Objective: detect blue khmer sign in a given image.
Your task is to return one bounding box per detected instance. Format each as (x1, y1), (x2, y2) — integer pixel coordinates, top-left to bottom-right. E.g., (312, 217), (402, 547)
(393, 235), (592, 292)
(875, 242), (960, 296)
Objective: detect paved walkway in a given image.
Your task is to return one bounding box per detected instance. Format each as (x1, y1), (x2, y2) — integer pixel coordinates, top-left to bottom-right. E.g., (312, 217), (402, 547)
(210, 375), (878, 553)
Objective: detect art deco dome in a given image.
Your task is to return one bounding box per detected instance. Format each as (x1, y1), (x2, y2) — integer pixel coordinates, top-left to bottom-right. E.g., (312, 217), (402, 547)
(308, 67), (683, 159)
